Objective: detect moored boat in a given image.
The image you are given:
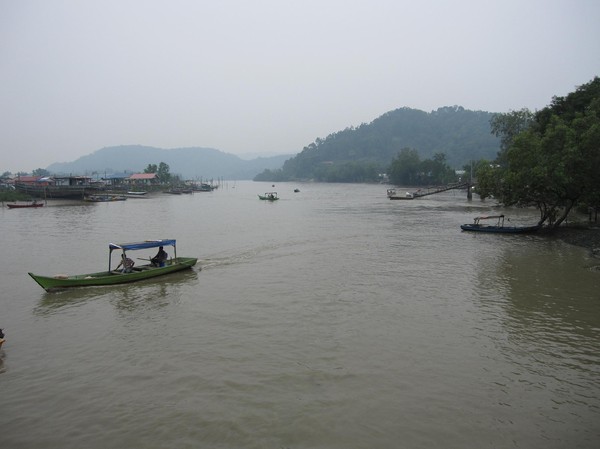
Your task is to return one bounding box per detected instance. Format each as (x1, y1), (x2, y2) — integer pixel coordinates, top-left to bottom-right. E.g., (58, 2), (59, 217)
(28, 239), (198, 291)
(460, 215), (540, 233)
(84, 194), (127, 202)
(387, 188), (414, 200)
(15, 175), (103, 199)
(6, 201), (44, 208)
(258, 192), (279, 201)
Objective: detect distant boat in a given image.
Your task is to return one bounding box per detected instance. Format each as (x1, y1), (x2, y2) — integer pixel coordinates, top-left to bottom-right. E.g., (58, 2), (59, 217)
(460, 215), (540, 233)
(258, 192), (279, 201)
(15, 175), (102, 199)
(126, 191), (147, 196)
(164, 188), (192, 194)
(6, 201), (44, 209)
(294, 188), (300, 193)
(192, 183), (214, 192)
(84, 195), (127, 202)
(28, 239), (197, 292)
(387, 188), (414, 200)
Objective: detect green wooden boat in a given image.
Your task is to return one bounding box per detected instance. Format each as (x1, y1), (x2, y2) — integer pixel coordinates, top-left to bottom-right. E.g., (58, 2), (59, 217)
(29, 239), (198, 292)
(258, 192), (278, 201)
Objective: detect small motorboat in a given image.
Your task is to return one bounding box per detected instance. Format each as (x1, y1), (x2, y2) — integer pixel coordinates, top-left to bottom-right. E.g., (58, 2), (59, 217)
(258, 192), (279, 201)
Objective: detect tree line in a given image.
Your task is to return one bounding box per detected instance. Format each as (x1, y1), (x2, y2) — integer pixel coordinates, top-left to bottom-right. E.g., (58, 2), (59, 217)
(475, 77), (600, 228)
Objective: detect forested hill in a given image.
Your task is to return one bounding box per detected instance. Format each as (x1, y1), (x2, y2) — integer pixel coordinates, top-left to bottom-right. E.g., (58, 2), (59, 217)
(255, 106), (500, 182)
(46, 145), (292, 180)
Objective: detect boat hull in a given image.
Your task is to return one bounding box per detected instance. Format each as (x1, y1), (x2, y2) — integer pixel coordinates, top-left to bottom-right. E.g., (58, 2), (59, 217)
(460, 224), (540, 233)
(15, 183), (102, 199)
(84, 195), (127, 202)
(6, 203), (44, 208)
(28, 257), (198, 291)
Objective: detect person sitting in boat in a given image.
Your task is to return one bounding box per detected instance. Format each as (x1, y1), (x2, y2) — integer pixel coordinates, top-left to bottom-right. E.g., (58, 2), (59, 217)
(151, 246), (168, 267)
(116, 254), (135, 273)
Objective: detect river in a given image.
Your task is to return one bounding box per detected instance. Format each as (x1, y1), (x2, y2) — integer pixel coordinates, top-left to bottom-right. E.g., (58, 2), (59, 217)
(1, 181), (599, 449)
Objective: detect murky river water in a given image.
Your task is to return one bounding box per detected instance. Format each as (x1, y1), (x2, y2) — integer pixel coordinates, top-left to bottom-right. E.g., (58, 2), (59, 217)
(1, 181), (599, 448)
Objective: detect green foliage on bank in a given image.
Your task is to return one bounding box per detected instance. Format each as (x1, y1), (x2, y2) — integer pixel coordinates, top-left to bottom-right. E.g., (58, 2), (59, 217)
(476, 77), (600, 228)
(388, 150), (457, 186)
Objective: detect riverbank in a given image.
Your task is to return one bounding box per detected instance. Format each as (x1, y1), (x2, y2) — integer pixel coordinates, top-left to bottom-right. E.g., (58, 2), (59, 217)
(551, 224), (600, 258)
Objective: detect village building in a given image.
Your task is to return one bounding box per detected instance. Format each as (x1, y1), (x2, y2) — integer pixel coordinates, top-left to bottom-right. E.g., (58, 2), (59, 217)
(127, 173), (159, 186)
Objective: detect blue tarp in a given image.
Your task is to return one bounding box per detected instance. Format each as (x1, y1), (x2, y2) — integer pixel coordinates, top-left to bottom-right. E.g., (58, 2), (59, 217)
(109, 240), (176, 251)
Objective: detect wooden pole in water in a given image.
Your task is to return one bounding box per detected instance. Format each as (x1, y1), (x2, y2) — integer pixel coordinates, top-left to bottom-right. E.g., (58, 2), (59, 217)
(467, 160), (473, 200)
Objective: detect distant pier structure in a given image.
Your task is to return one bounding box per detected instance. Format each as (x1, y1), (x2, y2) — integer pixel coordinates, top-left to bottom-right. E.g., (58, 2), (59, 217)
(387, 181), (473, 200)
(409, 181), (471, 199)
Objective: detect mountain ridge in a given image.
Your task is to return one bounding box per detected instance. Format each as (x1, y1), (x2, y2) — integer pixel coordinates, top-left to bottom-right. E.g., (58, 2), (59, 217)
(46, 145), (293, 180)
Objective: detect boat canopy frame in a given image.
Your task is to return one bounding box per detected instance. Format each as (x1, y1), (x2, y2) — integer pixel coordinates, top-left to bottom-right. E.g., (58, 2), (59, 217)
(473, 215), (505, 226)
(108, 239), (177, 270)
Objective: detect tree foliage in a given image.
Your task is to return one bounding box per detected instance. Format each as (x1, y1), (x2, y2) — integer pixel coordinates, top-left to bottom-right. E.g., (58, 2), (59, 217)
(144, 164), (158, 174)
(476, 77), (600, 228)
(490, 109), (534, 155)
(388, 149), (457, 186)
(143, 162), (172, 183)
(157, 162), (171, 183)
(32, 168), (50, 177)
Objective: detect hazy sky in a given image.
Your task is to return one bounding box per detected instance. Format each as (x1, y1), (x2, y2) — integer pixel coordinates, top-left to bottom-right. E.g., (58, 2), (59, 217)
(1, 0), (599, 172)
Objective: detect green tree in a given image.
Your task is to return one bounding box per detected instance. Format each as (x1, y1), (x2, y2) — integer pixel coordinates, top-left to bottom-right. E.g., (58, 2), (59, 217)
(490, 108), (534, 158)
(157, 162), (171, 183)
(478, 77), (600, 228)
(32, 168), (50, 177)
(144, 164), (158, 174)
(388, 148), (420, 185)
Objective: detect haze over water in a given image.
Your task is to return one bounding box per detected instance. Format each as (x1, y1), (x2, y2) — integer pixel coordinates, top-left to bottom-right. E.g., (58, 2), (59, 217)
(1, 181), (599, 448)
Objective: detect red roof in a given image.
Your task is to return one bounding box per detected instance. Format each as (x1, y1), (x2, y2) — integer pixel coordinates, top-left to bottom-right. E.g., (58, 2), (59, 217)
(15, 176), (41, 182)
(128, 173), (157, 180)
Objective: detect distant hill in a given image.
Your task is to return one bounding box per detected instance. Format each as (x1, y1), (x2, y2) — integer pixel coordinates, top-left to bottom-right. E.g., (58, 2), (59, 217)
(46, 145), (293, 180)
(255, 106), (501, 181)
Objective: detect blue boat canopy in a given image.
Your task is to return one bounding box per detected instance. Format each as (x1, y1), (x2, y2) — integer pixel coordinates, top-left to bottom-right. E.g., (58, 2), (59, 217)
(109, 239), (176, 251)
